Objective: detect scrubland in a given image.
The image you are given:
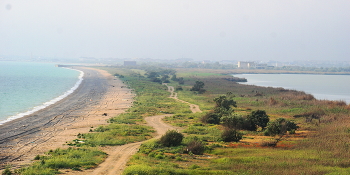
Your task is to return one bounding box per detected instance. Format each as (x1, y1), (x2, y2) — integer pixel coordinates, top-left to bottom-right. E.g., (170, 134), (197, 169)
(6, 67), (350, 175)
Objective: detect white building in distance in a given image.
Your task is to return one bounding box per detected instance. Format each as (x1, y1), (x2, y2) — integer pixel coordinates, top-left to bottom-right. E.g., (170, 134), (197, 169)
(237, 61), (255, 68)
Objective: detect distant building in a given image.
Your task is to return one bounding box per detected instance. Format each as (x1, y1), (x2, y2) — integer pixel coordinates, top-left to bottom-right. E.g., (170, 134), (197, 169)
(255, 64), (268, 69)
(238, 61), (255, 68)
(124, 61), (137, 66)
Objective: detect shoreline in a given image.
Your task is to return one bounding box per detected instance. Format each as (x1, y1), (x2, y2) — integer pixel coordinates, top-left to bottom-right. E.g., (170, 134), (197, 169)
(0, 67), (133, 168)
(0, 67), (84, 126)
(235, 74), (350, 104)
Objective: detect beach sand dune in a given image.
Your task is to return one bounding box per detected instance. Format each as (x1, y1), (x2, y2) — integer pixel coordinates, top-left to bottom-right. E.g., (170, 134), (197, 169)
(0, 67), (133, 168)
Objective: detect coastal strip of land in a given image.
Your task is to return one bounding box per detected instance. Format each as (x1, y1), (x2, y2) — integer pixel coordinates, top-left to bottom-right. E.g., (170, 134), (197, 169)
(0, 67), (133, 168)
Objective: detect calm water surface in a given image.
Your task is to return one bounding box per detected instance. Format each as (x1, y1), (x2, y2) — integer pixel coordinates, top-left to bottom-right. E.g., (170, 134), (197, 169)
(0, 61), (82, 124)
(234, 74), (350, 104)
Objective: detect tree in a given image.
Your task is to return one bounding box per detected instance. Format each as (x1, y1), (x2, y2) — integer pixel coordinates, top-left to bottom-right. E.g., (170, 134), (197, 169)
(247, 110), (270, 130)
(213, 94), (237, 116)
(159, 130), (184, 147)
(190, 81), (205, 91)
(264, 118), (299, 136)
(171, 74), (178, 81)
(214, 95), (237, 111)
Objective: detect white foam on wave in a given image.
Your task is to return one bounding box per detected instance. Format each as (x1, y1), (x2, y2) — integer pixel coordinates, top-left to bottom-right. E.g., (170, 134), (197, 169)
(0, 68), (84, 125)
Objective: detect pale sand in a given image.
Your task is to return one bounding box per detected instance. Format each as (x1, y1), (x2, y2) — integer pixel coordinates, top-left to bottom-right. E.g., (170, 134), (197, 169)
(0, 67), (133, 169)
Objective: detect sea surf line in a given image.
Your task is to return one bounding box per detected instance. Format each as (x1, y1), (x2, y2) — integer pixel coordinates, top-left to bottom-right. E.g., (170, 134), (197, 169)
(0, 66), (84, 125)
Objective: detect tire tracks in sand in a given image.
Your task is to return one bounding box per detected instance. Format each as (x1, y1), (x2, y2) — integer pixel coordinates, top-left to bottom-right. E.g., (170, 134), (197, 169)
(77, 84), (202, 175)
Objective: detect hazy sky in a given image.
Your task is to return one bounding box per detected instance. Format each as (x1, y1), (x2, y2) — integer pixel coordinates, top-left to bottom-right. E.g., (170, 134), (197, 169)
(0, 0), (349, 61)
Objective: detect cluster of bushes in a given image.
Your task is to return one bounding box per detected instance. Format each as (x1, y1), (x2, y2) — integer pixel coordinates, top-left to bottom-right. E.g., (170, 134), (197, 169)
(138, 130), (207, 157)
(113, 73), (124, 78)
(201, 93), (299, 142)
(144, 68), (178, 84)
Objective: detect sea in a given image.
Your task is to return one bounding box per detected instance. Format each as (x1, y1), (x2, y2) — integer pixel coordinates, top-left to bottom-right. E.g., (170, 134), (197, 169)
(0, 61), (83, 125)
(234, 74), (350, 104)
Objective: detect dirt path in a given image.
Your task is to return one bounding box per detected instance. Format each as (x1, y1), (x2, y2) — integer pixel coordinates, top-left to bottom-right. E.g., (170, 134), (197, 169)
(83, 114), (177, 175)
(74, 84), (202, 175)
(165, 84), (202, 113)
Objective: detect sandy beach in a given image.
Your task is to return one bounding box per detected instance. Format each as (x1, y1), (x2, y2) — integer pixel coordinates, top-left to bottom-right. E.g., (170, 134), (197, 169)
(0, 67), (133, 168)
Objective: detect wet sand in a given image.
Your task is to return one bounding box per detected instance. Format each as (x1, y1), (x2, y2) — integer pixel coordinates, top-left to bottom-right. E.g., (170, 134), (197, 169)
(0, 67), (133, 168)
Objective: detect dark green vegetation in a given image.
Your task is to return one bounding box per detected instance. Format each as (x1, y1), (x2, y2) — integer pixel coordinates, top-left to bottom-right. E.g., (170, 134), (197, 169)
(160, 130), (184, 147)
(121, 67), (350, 175)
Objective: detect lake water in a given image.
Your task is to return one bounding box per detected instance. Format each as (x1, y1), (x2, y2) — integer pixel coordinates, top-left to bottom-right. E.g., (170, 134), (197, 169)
(0, 61), (83, 125)
(234, 74), (350, 104)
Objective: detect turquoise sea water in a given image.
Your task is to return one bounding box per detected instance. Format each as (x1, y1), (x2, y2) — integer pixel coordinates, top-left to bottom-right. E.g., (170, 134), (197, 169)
(234, 74), (350, 104)
(0, 61), (83, 124)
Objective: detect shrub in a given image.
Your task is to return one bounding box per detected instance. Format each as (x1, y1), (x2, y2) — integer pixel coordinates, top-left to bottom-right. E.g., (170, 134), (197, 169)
(201, 112), (220, 124)
(175, 86), (183, 91)
(264, 118), (299, 136)
(34, 155), (41, 160)
(221, 129), (243, 142)
(221, 114), (244, 129)
(198, 89), (206, 94)
(220, 114), (256, 131)
(185, 140), (206, 155)
(159, 130), (184, 147)
(2, 166), (12, 175)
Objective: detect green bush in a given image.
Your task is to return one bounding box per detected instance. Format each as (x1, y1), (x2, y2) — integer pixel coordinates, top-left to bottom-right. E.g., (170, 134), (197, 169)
(221, 129), (243, 142)
(264, 118), (299, 136)
(185, 140), (206, 155)
(159, 130), (184, 147)
(201, 112), (220, 124)
(2, 166), (12, 175)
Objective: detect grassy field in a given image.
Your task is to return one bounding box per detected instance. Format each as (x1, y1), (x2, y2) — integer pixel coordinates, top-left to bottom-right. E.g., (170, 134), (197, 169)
(123, 67), (350, 175)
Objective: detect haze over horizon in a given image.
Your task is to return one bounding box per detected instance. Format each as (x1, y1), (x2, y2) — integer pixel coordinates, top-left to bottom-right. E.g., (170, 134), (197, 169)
(0, 0), (349, 62)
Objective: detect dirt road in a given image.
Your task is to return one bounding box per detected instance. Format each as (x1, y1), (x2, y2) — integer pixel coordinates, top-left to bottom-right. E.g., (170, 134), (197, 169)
(166, 84), (202, 113)
(77, 84), (201, 175)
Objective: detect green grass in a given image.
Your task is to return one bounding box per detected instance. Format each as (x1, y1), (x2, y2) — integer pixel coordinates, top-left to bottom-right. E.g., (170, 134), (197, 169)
(123, 67), (350, 175)
(69, 124), (155, 147)
(18, 148), (107, 174)
(210, 147), (350, 174)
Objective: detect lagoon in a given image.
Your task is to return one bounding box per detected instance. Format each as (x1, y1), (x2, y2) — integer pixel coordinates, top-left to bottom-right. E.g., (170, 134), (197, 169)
(234, 74), (350, 104)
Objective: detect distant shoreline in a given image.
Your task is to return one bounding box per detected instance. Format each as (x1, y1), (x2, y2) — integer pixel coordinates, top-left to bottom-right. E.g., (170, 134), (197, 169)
(235, 73), (350, 104)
